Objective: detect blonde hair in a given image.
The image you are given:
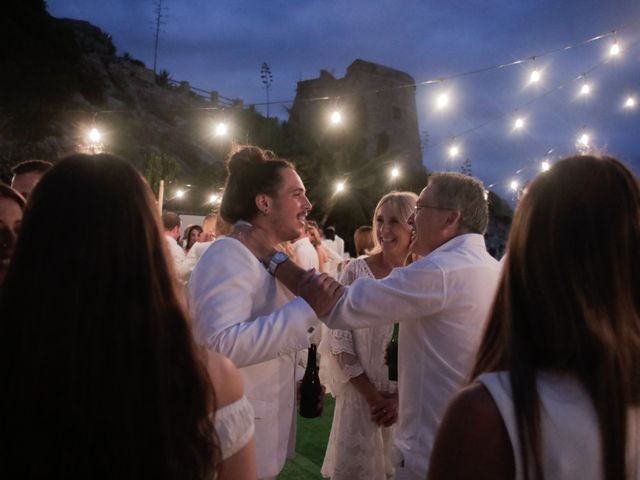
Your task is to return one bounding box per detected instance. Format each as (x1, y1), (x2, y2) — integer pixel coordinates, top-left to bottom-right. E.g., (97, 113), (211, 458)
(368, 191), (418, 256)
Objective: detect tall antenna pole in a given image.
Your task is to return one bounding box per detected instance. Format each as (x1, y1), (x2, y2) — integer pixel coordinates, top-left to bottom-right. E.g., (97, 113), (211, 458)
(260, 62), (273, 119)
(152, 0), (167, 74)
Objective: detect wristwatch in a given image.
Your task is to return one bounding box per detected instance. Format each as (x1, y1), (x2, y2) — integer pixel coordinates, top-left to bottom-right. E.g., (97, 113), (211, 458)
(266, 251), (289, 275)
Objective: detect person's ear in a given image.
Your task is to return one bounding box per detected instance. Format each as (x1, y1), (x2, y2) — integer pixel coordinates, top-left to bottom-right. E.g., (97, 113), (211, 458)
(255, 194), (272, 215)
(443, 210), (461, 229)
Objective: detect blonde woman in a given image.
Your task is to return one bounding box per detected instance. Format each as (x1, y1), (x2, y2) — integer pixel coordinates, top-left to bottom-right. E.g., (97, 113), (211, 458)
(320, 191), (417, 480)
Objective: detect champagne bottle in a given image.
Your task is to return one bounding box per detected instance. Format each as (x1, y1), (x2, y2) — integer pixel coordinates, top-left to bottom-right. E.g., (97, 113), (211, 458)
(299, 344), (322, 418)
(386, 323), (399, 381)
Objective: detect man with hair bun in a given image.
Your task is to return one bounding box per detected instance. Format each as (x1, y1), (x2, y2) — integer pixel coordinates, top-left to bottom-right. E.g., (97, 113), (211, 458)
(188, 146), (343, 480)
(239, 171), (501, 479)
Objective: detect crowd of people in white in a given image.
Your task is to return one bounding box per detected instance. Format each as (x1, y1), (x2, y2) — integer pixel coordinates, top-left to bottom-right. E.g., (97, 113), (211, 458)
(0, 147), (639, 480)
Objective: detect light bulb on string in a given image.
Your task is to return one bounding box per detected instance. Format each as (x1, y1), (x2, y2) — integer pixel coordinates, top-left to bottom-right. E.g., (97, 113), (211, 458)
(577, 133), (590, 148)
(448, 144), (460, 159)
(175, 189), (185, 199)
(390, 166), (400, 179)
(335, 181), (346, 194)
(215, 122), (228, 136)
(529, 69), (541, 83)
(88, 128), (101, 143)
(625, 96), (636, 109)
(541, 160), (551, 172)
(610, 41), (621, 56)
(580, 83), (591, 96)
(510, 180), (519, 192)
(208, 193), (219, 204)
(435, 93), (450, 110)
(513, 117), (525, 130)
(330, 111), (342, 125)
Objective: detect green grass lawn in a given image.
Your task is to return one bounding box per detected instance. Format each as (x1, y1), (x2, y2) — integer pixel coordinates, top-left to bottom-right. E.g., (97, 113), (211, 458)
(278, 395), (335, 479)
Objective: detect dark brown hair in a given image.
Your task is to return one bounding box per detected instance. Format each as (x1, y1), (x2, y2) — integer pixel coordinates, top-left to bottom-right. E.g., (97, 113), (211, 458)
(220, 145), (294, 223)
(471, 155), (640, 480)
(0, 154), (219, 479)
(0, 183), (26, 208)
(10, 159), (53, 176)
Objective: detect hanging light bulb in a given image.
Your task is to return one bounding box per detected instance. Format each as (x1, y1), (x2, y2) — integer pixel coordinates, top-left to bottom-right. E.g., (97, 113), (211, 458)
(529, 69), (541, 84)
(215, 122), (228, 136)
(448, 145), (460, 158)
(330, 111), (342, 125)
(175, 189), (185, 199)
(435, 93), (450, 110)
(208, 193), (219, 204)
(390, 166), (400, 178)
(88, 128), (101, 143)
(578, 133), (590, 147)
(580, 83), (591, 96)
(510, 180), (519, 191)
(625, 96), (636, 108)
(610, 41), (620, 56)
(335, 181), (345, 193)
(541, 160), (551, 172)
(513, 117), (525, 130)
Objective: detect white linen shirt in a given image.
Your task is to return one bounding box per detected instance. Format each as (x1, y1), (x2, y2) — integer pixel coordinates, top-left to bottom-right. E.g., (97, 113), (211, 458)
(292, 236), (319, 270)
(164, 234), (190, 284)
(188, 237), (318, 478)
(322, 233), (501, 478)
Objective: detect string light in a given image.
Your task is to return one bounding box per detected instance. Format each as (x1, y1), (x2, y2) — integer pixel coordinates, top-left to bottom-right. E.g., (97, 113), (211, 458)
(88, 128), (101, 143)
(578, 133), (590, 147)
(541, 160), (551, 172)
(510, 180), (519, 191)
(435, 93), (450, 110)
(625, 96), (636, 108)
(330, 111), (342, 125)
(215, 122), (228, 136)
(208, 193), (219, 204)
(610, 41), (621, 56)
(513, 117), (525, 130)
(390, 166), (400, 178)
(335, 181), (346, 193)
(579, 82), (591, 96)
(448, 144), (460, 159)
(175, 189), (185, 199)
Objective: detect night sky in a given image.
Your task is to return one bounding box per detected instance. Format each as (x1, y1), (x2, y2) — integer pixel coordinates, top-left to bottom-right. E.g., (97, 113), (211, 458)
(48, 0), (640, 198)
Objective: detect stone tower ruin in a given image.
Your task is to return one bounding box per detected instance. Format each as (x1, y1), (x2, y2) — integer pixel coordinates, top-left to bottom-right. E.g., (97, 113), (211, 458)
(289, 59), (423, 169)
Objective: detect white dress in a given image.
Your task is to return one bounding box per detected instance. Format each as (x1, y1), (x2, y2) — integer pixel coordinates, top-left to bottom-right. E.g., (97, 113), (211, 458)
(213, 395), (255, 461)
(319, 258), (396, 480)
(478, 371), (640, 479)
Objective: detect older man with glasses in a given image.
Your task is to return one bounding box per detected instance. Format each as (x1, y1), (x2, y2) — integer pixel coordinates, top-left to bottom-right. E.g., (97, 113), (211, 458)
(236, 171), (501, 480)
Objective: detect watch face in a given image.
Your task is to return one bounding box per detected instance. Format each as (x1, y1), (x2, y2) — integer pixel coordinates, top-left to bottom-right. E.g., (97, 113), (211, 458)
(272, 251), (288, 264)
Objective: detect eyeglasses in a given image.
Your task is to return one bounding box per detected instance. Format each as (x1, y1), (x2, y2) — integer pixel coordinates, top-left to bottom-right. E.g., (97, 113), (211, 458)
(414, 203), (456, 212)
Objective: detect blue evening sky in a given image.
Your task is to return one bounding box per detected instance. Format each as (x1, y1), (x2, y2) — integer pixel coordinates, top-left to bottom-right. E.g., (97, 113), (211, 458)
(48, 0), (640, 198)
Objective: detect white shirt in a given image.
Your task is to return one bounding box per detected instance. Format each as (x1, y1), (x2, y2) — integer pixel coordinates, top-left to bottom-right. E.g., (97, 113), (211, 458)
(479, 371), (640, 480)
(188, 237), (318, 478)
(292, 236), (319, 270)
(183, 240), (214, 281)
(334, 234), (345, 258)
(164, 234), (190, 284)
(322, 233), (501, 478)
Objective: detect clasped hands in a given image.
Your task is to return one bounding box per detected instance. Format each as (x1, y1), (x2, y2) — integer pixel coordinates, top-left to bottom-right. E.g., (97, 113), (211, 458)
(369, 392), (399, 427)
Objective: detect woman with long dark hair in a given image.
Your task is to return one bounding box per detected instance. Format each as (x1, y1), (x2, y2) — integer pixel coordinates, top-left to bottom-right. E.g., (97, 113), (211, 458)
(428, 155), (640, 480)
(0, 154), (255, 479)
(0, 183), (24, 288)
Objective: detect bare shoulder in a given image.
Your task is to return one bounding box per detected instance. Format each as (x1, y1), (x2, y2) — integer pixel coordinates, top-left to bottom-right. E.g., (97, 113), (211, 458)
(206, 351), (244, 409)
(428, 382), (514, 480)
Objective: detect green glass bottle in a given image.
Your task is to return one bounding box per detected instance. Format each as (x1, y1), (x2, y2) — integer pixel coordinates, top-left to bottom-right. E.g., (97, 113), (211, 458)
(387, 323), (399, 382)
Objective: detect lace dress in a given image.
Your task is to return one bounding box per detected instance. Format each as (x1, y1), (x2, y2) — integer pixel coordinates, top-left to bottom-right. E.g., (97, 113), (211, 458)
(319, 258), (396, 480)
(213, 395), (255, 461)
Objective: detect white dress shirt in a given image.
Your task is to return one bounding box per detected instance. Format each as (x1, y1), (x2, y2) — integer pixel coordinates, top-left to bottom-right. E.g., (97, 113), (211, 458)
(164, 234), (190, 284)
(322, 233), (501, 478)
(292, 236), (319, 270)
(188, 237), (318, 478)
